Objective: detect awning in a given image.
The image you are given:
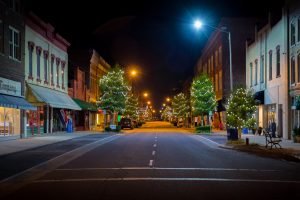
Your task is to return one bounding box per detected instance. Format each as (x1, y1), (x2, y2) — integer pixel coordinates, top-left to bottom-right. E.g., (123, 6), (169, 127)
(0, 94), (36, 110)
(73, 98), (98, 111)
(27, 84), (81, 110)
(254, 91), (264, 105)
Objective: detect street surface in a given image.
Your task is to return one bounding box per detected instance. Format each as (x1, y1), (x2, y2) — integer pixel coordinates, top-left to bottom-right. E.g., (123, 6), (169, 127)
(1, 121), (300, 199)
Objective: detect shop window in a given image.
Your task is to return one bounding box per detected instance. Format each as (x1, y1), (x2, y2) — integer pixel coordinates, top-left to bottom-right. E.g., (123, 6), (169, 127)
(51, 54), (55, 86)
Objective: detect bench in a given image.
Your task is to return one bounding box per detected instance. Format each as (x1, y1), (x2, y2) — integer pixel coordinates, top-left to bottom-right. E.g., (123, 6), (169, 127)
(264, 131), (282, 149)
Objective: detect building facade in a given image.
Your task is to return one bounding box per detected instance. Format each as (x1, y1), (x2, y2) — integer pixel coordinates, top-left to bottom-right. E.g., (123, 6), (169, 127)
(69, 49), (111, 130)
(68, 64), (97, 131)
(24, 13), (80, 136)
(246, 11), (289, 139)
(288, 0), (300, 139)
(0, 0), (36, 137)
(194, 18), (256, 127)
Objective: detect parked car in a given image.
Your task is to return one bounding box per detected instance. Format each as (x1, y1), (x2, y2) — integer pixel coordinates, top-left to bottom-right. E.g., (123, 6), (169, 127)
(120, 118), (134, 129)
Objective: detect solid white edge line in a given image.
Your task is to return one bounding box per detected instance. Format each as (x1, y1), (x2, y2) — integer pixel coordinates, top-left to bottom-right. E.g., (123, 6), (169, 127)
(152, 151), (156, 156)
(194, 135), (220, 145)
(34, 177), (300, 184)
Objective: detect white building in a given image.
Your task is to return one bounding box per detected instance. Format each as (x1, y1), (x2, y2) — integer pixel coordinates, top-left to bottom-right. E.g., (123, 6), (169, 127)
(246, 11), (289, 139)
(24, 13), (80, 136)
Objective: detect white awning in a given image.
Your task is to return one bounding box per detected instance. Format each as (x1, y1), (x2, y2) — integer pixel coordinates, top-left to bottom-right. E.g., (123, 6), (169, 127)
(27, 84), (81, 110)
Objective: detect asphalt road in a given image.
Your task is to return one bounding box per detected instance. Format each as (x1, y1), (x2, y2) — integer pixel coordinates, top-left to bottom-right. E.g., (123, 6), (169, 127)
(1, 122), (300, 199)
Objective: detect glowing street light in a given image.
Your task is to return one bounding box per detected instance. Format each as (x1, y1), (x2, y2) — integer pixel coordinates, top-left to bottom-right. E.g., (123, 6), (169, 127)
(194, 20), (203, 29)
(163, 103), (166, 107)
(152, 110), (156, 113)
(147, 101), (151, 105)
(143, 92), (148, 97)
(166, 98), (170, 102)
(131, 70), (137, 76)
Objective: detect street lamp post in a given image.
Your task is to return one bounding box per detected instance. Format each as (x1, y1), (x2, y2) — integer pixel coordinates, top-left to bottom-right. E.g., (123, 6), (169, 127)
(194, 20), (233, 92)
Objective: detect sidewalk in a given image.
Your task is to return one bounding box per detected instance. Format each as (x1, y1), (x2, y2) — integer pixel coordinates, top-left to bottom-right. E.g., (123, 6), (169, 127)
(241, 134), (300, 151)
(0, 131), (103, 156)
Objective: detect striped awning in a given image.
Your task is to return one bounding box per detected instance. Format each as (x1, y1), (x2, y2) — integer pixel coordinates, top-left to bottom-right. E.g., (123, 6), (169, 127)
(27, 84), (81, 110)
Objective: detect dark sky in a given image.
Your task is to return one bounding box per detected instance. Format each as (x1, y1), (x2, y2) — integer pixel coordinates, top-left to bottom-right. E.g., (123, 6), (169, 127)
(24, 0), (284, 109)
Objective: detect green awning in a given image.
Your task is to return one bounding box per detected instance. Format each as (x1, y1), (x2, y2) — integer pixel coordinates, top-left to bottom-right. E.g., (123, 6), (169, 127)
(73, 98), (98, 111)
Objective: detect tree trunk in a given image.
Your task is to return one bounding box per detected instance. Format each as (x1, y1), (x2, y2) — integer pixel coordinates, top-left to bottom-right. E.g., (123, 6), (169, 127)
(238, 128), (242, 139)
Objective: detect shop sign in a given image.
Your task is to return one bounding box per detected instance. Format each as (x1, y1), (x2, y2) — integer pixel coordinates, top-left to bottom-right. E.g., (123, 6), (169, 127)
(0, 77), (21, 97)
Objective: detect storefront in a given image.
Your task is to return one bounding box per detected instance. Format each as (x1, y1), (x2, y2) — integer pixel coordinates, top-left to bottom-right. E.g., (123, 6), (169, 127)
(73, 98), (98, 131)
(0, 77), (36, 136)
(26, 83), (81, 134)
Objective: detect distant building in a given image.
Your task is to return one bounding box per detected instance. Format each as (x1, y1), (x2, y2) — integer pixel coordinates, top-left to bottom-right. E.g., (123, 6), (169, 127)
(24, 12), (80, 136)
(68, 63), (97, 131)
(194, 18), (256, 127)
(0, 0), (36, 137)
(246, 10), (289, 139)
(69, 49), (111, 130)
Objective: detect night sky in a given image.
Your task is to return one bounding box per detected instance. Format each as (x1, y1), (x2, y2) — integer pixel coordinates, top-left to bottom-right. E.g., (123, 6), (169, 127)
(24, 0), (284, 109)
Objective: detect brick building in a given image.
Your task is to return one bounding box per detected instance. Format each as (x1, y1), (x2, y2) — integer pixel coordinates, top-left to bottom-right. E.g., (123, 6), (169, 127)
(0, 0), (35, 137)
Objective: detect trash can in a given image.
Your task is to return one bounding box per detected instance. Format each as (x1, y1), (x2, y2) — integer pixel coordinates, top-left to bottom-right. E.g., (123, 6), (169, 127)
(67, 119), (73, 133)
(242, 128), (248, 134)
(227, 128), (238, 140)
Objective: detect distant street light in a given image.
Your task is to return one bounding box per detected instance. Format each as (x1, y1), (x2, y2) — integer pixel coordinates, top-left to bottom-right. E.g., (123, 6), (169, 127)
(147, 101), (151, 105)
(143, 92), (148, 97)
(166, 98), (170, 102)
(194, 19), (233, 92)
(131, 70), (137, 76)
(163, 103), (166, 107)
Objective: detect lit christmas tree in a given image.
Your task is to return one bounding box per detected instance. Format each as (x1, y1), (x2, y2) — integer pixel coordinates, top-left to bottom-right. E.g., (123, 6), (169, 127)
(124, 93), (139, 120)
(226, 87), (257, 138)
(99, 65), (130, 125)
(172, 93), (190, 125)
(190, 74), (216, 126)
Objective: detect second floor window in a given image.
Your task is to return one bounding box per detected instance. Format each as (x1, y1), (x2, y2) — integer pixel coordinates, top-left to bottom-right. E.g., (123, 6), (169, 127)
(51, 55), (55, 86)
(56, 58), (60, 87)
(255, 60), (258, 85)
(250, 62), (253, 86)
(291, 21), (296, 46)
(0, 20), (3, 54)
(260, 55), (264, 83)
(291, 56), (295, 84)
(36, 47), (42, 81)
(9, 26), (20, 60)
(298, 53), (300, 83)
(61, 61), (65, 89)
(269, 51), (272, 81)
(28, 42), (34, 79)
(276, 46), (280, 77)
(43, 51), (48, 83)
